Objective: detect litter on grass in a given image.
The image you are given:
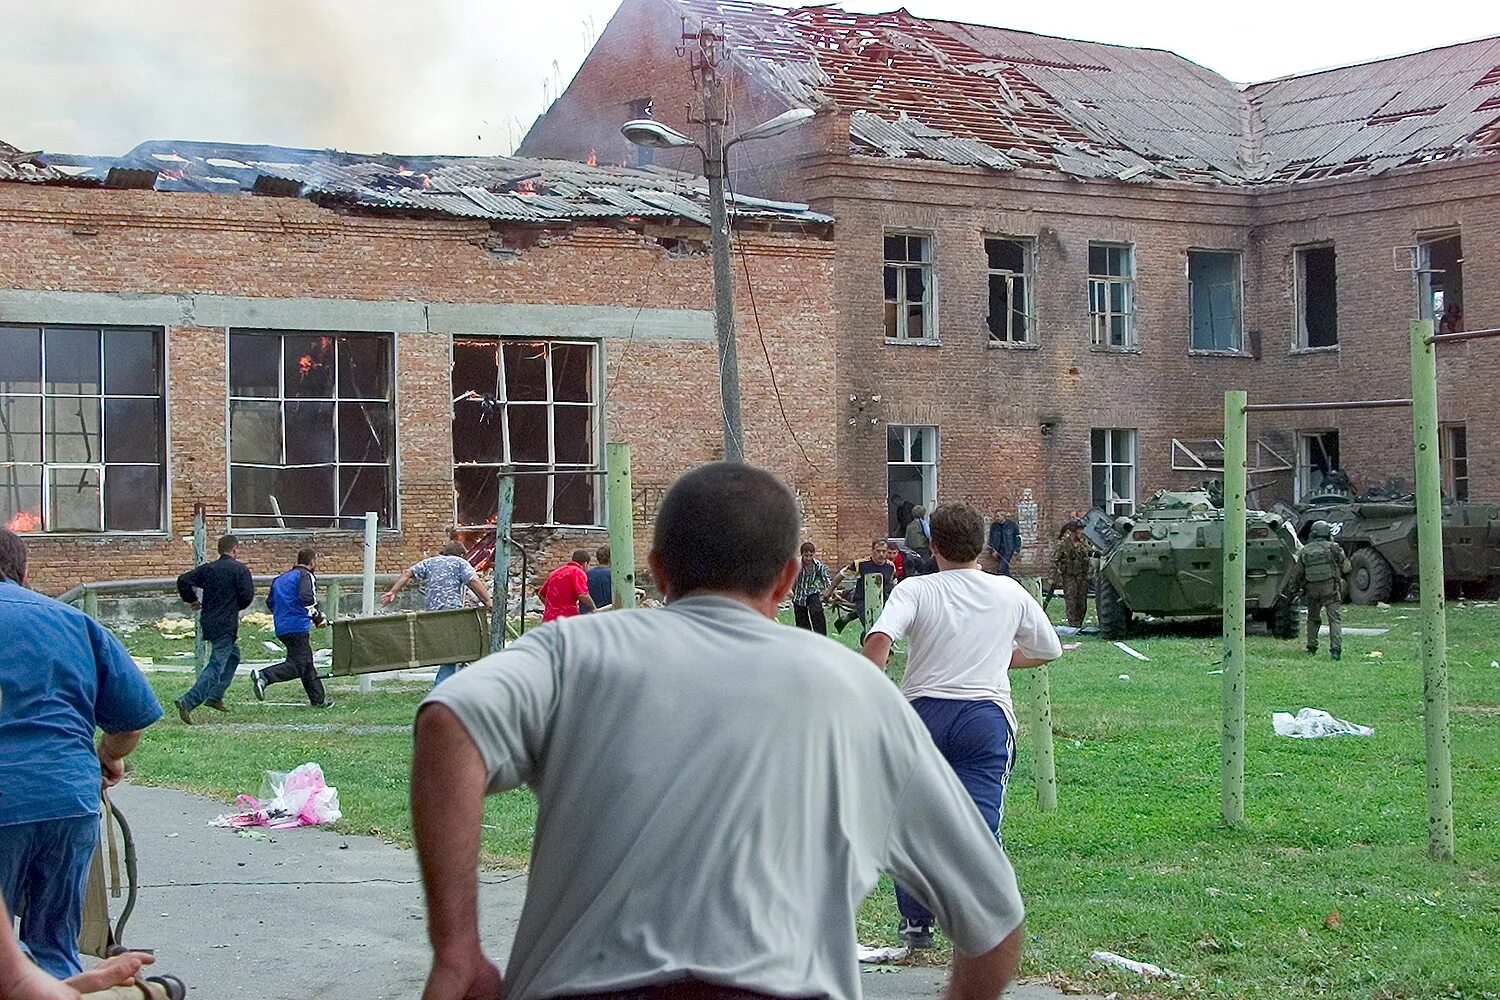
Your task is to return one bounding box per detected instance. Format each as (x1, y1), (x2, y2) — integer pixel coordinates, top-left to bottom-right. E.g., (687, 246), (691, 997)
(1090, 951), (1178, 980)
(1322, 626), (1388, 636)
(240, 611), (275, 630)
(1118, 674), (1131, 681)
(154, 617), (194, 640)
(1113, 641), (1150, 662)
(1061, 642), (1083, 651)
(209, 762), (342, 830)
(857, 945), (909, 964)
(1273, 708), (1373, 739)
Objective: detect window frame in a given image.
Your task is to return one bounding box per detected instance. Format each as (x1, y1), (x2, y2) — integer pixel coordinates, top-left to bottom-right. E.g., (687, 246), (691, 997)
(1088, 242), (1137, 350)
(225, 329), (399, 533)
(1293, 243), (1339, 352)
(451, 337), (604, 530)
(1090, 427), (1138, 515)
(887, 424), (939, 533)
(883, 231), (937, 345)
(1439, 422), (1469, 501)
(984, 235), (1036, 347)
(1416, 230), (1463, 326)
(1294, 430), (1340, 502)
(0, 324), (167, 535)
(1186, 248), (1246, 355)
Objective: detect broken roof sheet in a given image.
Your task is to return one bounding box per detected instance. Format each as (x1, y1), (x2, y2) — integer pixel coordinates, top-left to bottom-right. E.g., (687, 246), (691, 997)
(672, 0), (1500, 185)
(5, 139), (832, 227)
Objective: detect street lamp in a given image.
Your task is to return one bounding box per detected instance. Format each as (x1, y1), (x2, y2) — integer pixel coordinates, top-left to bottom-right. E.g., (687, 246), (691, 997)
(622, 107), (815, 463)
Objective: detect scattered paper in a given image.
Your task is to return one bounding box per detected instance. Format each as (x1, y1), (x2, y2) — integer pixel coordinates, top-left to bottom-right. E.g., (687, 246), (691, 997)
(1491, 661), (1498, 670)
(1118, 674), (1131, 681)
(1090, 951), (1178, 980)
(1061, 642), (1083, 651)
(1367, 651), (1384, 659)
(1273, 708), (1373, 739)
(1054, 625), (1083, 635)
(857, 945), (909, 964)
(1208, 669), (1224, 675)
(263, 641), (282, 653)
(1323, 626), (1387, 636)
(1113, 641), (1150, 662)
(1376, 602), (1391, 610)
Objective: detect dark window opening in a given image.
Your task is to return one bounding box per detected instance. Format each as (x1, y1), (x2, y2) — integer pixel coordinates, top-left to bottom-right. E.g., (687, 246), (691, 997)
(1297, 431), (1340, 500)
(1188, 250), (1242, 352)
(1297, 245), (1338, 348)
(985, 237), (1032, 344)
(1441, 424), (1468, 500)
(1419, 234), (1463, 333)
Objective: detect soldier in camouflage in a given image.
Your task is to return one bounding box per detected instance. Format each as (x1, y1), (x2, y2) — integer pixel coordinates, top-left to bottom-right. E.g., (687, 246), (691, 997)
(1284, 520), (1353, 660)
(1053, 519), (1093, 628)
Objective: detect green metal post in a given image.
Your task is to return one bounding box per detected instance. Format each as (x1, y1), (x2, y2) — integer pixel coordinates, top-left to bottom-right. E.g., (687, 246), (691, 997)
(489, 475), (515, 654)
(191, 503), (208, 674)
(1023, 576), (1057, 811)
(606, 444), (637, 610)
(325, 581), (342, 622)
(81, 587), (99, 621)
(1410, 319), (1455, 861)
(1221, 390), (1248, 828)
(863, 573), (884, 633)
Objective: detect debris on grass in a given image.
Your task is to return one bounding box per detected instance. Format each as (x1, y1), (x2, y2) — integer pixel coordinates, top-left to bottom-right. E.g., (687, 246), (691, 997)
(1367, 650), (1384, 659)
(1089, 950), (1178, 980)
(1322, 626), (1388, 636)
(1061, 642), (1083, 651)
(154, 617), (195, 640)
(1324, 909), (1344, 930)
(1273, 708), (1373, 738)
(857, 945), (909, 964)
(1113, 641), (1150, 661)
(1118, 674), (1131, 681)
(240, 611), (275, 630)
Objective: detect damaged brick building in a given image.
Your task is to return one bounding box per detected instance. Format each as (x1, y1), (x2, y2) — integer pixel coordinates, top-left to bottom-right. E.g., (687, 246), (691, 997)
(522, 0), (1500, 554)
(0, 140), (836, 591)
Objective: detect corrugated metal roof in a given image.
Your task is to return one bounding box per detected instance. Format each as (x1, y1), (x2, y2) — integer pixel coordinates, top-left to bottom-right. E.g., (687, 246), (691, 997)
(3, 139), (833, 228)
(673, 0), (1500, 185)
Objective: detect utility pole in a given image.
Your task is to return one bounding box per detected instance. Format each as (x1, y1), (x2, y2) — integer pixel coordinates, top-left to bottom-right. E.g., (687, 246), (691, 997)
(692, 27), (744, 463)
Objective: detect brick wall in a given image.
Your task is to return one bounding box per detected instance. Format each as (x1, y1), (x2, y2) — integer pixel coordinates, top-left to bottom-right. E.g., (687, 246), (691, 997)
(0, 184), (838, 594)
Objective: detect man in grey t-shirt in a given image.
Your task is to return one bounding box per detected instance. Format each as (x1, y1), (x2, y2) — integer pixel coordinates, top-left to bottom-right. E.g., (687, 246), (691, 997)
(413, 463), (1026, 1000)
(382, 541), (493, 686)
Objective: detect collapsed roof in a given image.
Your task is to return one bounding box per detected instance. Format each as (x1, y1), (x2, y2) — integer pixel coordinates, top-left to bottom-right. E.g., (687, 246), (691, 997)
(3, 139), (832, 228)
(674, 0), (1500, 184)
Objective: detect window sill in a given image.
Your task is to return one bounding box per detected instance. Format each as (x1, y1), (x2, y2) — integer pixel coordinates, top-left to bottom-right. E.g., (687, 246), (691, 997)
(1089, 345), (1142, 355)
(15, 530), (170, 540)
(1187, 349), (1254, 358)
(885, 337), (941, 347)
(1290, 345), (1340, 356)
(987, 339), (1040, 351)
(227, 526), (403, 537)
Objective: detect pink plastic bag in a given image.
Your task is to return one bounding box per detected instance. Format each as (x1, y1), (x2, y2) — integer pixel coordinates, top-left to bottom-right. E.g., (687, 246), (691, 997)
(210, 763), (342, 829)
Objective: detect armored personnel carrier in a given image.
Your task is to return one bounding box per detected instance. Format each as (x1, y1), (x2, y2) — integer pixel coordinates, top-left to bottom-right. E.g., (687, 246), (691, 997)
(1089, 489), (1300, 640)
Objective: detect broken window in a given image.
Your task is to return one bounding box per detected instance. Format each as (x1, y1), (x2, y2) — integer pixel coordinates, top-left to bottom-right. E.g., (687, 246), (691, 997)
(887, 425), (937, 535)
(228, 331), (394, 529)
(1091, 428), (1137, 515)
(1295, 430), (1340, 501)
(985, 237), (1033, 344)
(1088, 243), (1135, 348)
(1418, 233), (1463, 333)
(1188, 250), (1243, 352)
(1295, 245), (1338, 349)
(0, 325), (165, 533)
(1440, 423), (1468, 500)
(452, 339), (600, 528)
(884, 232), (934, 342)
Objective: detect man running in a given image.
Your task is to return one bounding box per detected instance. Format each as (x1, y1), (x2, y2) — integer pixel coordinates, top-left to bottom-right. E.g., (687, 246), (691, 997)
(251, 548), (330, 707)
(383, 541), (494, 686)
(863, 501), (1062, 951)
(538, 550), (597, 623)
(174, 533), (255, 723)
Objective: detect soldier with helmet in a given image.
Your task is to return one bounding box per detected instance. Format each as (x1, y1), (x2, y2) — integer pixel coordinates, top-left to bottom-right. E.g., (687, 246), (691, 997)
(1284, 520), (1353, 660)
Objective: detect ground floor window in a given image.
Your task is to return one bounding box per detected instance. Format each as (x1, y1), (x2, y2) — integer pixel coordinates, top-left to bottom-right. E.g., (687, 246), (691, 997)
(1295, 430), (1340, 501)
(0, 325), (165, 533)
(887, 425), (937, 535)
(1091, 428), (1137, 515)
(452, 338), (600, 528)
(228, 330), (395, 529)
(1440, 423), (1468, 500)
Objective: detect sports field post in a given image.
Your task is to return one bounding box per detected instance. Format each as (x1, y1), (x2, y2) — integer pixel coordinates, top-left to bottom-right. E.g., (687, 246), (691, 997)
(607, 443), (636, 610)
(1221, 390), (1248, 828)
(489, 474), (515, 653)
(1022, 576), (1058, 811)
(191, 502), (208, 673)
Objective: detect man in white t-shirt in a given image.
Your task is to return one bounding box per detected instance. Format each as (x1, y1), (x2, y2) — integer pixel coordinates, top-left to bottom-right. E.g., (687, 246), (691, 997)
(412, 463), (1027, 1000)
(864, 500), (1062, 951)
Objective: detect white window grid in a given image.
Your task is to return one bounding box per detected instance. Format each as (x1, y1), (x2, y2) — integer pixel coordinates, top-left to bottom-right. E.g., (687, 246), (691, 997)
(1187, 249), (1244, 352)
(0, 325), (165, 533)
(1440, 423), (1468, 501)
(1091, 428), (1137, 515)
(1089, 243), (1136, 348)
(887, 424), (939, 511)
(227, 331), (395, 530)
(884, 232), (935, 342)
(452, 338), (602, 529)
(986, 237), (1034, 344)
(1294, 431), (1339, 502)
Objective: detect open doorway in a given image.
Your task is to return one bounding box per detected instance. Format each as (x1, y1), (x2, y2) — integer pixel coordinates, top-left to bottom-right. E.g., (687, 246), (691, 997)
(1418, 234), (1463, 333)
(887, 425), (937, 536)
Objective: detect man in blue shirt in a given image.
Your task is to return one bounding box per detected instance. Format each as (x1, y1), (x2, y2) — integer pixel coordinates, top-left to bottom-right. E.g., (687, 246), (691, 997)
(0, 529), (162, 978)
(251, 548), (330, 708)
(582, 544), (613, 613)
(174, 533), (255, 723)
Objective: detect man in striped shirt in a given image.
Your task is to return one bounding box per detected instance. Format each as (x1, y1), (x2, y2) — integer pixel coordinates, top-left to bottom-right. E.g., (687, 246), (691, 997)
(790, 542), (831, 635)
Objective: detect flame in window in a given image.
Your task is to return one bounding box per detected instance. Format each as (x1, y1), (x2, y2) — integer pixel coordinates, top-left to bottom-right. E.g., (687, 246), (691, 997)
(587, 149), (598, 167)
(5, 509), (41, 532)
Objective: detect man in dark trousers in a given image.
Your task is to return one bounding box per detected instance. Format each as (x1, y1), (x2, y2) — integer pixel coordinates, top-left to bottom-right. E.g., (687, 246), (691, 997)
(1284, 520), (1352, 660)
(174, 534), (255, 724)
(251, 548), (330, 707)
(582, 545), (613, 612)
(1053, 520), (1093, 629)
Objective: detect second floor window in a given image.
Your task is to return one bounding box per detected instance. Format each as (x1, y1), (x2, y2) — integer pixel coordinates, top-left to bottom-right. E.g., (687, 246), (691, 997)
(1188, 250), (1243, 352)
(1089, 243), (1135, 349)
(985, 237), (1033, 344)
(884, 233), (933, 342)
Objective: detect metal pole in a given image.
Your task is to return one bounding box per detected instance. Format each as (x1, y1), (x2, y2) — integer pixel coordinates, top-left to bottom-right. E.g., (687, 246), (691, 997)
(359, 512), (377, 693)
(82, 587), (99, 621)
(489, 475), (515, 654)
(862, 573), (885, 636)
(1221, 390), (1248, 828)
(606, 443), (637, 610)
(1410, 319), (1455, 861)
(325, 581), (342, 622)
(1022, 576), (1057, 812)
(191, 503), (207, 674)
(700, 38), (744, 463)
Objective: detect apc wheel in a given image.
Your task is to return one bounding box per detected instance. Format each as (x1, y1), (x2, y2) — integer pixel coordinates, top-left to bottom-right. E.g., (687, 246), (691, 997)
(1348, 548), (1394, 604)
(1269, 596), (1299, 639)
(1095, 575), (1131, 639)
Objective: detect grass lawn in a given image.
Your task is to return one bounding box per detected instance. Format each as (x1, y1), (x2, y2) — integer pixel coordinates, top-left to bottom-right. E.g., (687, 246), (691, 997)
(120, 599), (1500, 1000)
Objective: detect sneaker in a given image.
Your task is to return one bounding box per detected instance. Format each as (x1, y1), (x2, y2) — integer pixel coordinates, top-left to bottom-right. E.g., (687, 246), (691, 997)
(1330, 648), (1342, 661)
(250, 670), (267, 701)
(1305, 646), (1318, 655)
(206, 699), (230, 713)
(175, 699), (193, 725)
(311, 700), (335, 710)
(897, 919), (934, 950)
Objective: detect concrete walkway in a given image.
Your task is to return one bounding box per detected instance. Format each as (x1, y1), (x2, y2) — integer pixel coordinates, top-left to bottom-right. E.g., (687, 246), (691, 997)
(107, 783), (1095, 999)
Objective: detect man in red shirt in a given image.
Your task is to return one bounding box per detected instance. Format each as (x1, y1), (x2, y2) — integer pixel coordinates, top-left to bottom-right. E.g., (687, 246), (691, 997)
(540, 550), (598, 622)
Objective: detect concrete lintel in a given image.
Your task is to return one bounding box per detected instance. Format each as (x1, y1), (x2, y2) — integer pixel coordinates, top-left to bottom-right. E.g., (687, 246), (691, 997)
(0, 289), (193, 327)
(426, 302), (712, 341)
(192, 295), (429, 333)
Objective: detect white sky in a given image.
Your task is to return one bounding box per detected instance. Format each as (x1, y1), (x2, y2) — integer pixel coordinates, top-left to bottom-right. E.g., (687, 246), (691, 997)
(3, 0), (1499, 156)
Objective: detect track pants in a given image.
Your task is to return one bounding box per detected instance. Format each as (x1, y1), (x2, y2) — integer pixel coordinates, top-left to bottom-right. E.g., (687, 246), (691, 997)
(260, 632), (327, 706)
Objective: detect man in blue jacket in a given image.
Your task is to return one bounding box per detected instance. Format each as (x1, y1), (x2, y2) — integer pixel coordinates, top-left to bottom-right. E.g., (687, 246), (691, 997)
(174, 533), (255, 724)
(250, 548), (330, 708)
(0, 528), (162, 978)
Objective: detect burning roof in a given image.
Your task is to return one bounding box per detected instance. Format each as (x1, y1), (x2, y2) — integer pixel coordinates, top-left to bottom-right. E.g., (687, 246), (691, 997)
(4, 139), (832, 228)
(672, 0), (1500, 184)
